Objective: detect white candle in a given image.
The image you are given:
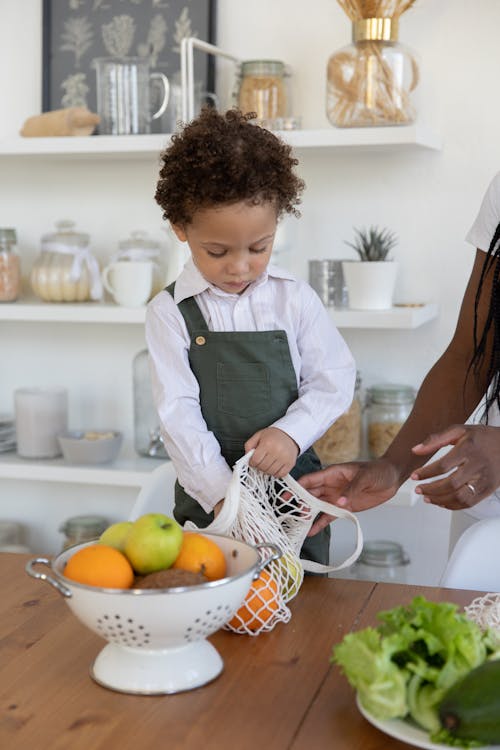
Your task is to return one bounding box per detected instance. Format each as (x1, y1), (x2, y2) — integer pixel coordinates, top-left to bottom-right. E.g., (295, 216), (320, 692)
(14, 388), (68, 458)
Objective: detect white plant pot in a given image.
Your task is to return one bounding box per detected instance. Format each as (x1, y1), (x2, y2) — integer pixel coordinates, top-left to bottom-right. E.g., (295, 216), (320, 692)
(342, 261), (398, 311)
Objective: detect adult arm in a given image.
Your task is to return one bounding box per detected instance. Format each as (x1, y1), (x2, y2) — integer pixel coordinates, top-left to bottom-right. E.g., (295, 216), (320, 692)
(301, 249), (497, 528)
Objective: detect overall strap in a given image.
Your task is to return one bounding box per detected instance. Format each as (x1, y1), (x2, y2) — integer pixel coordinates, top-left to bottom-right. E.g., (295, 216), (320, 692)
(165, 281), (208, 334)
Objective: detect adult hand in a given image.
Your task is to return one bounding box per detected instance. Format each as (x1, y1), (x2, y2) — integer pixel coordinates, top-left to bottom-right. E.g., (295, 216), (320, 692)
(299, 458), (402, 535)
(411, 424), (500, 509)
(245, 427), (299, 478)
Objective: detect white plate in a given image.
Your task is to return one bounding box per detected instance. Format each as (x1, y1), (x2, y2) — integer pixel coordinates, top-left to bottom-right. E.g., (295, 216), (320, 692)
(356, 694), (499, 750)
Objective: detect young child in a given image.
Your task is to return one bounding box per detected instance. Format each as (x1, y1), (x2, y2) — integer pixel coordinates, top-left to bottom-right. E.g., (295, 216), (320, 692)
(146, 108), (356, 565)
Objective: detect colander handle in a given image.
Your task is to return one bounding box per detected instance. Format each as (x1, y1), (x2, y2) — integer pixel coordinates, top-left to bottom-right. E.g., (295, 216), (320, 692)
(25, 557), (72, 598)
(253, 542), (282, 579)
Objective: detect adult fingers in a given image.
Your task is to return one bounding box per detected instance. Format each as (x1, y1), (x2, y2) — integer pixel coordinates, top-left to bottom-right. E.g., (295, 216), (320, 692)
(411, 425), (468, 456)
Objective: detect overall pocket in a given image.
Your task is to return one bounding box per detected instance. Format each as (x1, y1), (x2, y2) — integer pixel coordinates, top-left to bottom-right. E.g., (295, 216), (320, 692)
(217, 361), (270, 417)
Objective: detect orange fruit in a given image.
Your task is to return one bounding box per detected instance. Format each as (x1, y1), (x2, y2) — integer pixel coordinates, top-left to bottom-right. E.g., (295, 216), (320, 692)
(228, 569), (279, 631)
(63, 543), (134, 589)
(172, 532), (227, 582)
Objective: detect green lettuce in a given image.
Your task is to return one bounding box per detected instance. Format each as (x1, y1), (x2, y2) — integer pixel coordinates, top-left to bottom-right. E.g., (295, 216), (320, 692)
(332, 596), (489, 732)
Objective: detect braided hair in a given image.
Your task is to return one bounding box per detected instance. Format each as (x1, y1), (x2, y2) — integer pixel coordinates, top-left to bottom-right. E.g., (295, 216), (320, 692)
(469, 222), (500, 421)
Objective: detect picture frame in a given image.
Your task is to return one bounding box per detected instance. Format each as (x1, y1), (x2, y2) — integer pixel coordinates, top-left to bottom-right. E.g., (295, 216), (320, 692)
(42, 0), (217, 133)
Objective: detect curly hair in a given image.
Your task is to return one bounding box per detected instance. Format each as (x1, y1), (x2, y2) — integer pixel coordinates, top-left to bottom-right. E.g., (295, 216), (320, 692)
(155, 108), (305, 226)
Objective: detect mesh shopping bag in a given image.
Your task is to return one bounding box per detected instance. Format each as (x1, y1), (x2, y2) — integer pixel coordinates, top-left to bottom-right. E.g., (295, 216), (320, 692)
(185, 451), (363, 635)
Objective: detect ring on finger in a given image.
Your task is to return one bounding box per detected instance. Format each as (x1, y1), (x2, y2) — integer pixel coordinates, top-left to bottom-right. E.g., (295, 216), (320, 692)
(466, 482), (477, 495)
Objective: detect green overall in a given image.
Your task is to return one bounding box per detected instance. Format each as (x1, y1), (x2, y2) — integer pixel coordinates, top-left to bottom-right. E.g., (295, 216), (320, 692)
(166, 283), (330, 566)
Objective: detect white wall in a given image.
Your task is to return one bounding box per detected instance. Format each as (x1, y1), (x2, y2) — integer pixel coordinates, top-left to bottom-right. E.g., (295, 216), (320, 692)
(1, 1), (498, 577)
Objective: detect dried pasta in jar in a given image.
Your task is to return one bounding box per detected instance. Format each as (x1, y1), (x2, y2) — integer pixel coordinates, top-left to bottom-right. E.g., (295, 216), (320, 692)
(314, 391), (362, 465)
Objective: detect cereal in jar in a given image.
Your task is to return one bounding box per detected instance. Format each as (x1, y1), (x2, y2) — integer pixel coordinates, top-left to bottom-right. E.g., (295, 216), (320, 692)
(366, 383), (415, 459)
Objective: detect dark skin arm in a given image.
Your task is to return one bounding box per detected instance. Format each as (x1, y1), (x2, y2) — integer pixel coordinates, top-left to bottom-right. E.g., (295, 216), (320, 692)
(300, 249), (500, 533)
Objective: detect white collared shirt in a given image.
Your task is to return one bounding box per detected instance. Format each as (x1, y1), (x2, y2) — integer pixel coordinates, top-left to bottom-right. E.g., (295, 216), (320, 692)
(145, 259), (356, 512)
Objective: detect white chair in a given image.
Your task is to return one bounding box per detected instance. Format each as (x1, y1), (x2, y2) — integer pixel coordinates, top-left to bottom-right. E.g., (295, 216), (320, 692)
(128, 460), (177, 521)
(440, 517), (500, 592)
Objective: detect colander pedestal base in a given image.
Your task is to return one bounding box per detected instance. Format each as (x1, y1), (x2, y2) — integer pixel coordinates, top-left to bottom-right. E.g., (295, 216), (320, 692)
(90, 640), (224, 694)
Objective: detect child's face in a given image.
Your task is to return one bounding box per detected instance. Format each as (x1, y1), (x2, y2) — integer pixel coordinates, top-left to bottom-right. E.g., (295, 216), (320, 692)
(172, 201), (277, 295)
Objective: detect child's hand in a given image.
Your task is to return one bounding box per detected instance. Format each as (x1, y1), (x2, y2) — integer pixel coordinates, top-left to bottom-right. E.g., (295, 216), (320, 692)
(245, 427), (299, 478)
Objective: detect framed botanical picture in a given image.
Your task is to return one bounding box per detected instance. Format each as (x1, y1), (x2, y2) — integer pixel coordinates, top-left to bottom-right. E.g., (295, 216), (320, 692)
(42, 0), (217, 133)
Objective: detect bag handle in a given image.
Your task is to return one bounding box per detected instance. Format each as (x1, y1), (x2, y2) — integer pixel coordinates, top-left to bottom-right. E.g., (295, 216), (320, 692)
(279, 469), (363, 574)
(186, 452), (363, 574)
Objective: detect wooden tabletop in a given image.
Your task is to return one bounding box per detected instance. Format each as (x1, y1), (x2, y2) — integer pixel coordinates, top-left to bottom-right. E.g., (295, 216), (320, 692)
(0, 552), (479, 750)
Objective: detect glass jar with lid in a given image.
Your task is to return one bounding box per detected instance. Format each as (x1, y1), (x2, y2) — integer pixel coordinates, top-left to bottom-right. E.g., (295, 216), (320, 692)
(133, 349), (169, 459)
(314, 372), (362, 465)
(30, 220), (102, 303)
(116, 230), (166, 297)
(0, 228), (21, 302)
(353, 540), (410, 583)
(59, 514), (109, 551)
(366, 383), (415, 459)
(238, 60), (288, 125)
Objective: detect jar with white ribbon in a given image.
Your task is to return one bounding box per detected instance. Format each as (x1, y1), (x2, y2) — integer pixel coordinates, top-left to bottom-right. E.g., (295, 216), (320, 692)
(31, 220), (102, 303)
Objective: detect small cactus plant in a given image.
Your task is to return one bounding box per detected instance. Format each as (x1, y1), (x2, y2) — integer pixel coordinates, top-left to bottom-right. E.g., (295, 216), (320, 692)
(345, 226), (398, 262)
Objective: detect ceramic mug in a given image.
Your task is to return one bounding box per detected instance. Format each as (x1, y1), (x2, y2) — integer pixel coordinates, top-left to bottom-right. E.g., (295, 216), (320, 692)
(101, 261), (153, 307)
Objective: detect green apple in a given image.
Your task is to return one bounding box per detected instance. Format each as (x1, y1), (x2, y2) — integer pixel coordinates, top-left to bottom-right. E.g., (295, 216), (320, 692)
(99, 521), (133, 552)
(278, 553), (303, 602)
(124, 513), (184, 575)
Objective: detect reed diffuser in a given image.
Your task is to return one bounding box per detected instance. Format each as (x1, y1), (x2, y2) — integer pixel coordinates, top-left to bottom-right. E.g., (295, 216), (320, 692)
(327, 0), (419, 128)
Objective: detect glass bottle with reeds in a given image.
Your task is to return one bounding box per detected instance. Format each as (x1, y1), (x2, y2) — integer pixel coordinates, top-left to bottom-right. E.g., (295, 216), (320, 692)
(326, 0), (419, 128)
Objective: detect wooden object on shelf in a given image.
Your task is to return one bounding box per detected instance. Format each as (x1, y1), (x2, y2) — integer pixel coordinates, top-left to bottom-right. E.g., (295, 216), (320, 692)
(20, 107), (100, 137)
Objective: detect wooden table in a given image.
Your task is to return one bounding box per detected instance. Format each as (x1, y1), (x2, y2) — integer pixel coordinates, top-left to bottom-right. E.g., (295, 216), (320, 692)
(0, 552), (479, 750)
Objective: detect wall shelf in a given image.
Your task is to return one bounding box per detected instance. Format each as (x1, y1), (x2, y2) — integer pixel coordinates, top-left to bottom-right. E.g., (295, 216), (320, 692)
(0, 124), (442, 160)
(1, 299), (438, 328)
(330, 303), (439, 329)
(0, 449), (169, 488)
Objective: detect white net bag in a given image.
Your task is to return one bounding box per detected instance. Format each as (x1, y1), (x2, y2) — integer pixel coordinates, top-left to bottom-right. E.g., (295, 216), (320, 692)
(465, 593), (500, 649)
(186, 451), (363, 635)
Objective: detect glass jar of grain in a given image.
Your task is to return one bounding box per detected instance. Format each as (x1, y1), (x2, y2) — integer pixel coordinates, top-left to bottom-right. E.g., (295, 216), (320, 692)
(0, 228), (21, 302)
(30, 220), (102, 303)
(366, 383), (415, 459)
(238, 60), (287, 124)
(314, 372), (362, 465)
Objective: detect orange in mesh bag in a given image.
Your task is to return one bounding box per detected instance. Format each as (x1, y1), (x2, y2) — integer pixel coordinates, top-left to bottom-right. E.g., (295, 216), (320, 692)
(185, 451), (363, 636)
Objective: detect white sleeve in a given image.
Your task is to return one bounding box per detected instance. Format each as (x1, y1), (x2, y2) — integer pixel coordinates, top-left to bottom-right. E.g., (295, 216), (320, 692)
(145, 293), (232, 512)
(466, 172), (500, 252)
(271, 284), (356, 452)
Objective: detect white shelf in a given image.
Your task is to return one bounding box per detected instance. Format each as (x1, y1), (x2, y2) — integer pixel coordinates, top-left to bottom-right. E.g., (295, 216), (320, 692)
(2, 299), (438, 328)
(0, 124), (442, 160)
(0, 449), (168, 487)
(330, 303), (438, 329)
(0, 299), (146, 324)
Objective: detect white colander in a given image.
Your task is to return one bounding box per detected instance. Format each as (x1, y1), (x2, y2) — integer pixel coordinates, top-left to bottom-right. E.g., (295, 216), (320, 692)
(26, 534), (280, 695)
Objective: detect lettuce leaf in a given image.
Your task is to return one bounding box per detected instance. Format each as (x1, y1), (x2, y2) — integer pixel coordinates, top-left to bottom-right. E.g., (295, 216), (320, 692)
(332, 596), (489, 730)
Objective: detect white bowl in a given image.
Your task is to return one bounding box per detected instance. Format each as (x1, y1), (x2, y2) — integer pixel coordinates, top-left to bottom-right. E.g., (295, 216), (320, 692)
(26, 535), (280, 694)
(57, 430), (123, 464)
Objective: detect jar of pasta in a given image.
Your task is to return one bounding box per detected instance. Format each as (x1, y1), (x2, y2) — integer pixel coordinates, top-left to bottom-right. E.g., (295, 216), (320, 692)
(0, 228), (21, 302)
(366, 383), (415, 459)
(237, 60), (288, 124)
(314, 372), (362, 465)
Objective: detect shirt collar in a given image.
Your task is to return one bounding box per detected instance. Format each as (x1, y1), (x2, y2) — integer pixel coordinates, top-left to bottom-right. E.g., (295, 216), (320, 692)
(172, 257), (295, 303)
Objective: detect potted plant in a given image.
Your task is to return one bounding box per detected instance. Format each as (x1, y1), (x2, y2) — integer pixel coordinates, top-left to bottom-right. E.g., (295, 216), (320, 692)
(342, 226), (399, 310)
